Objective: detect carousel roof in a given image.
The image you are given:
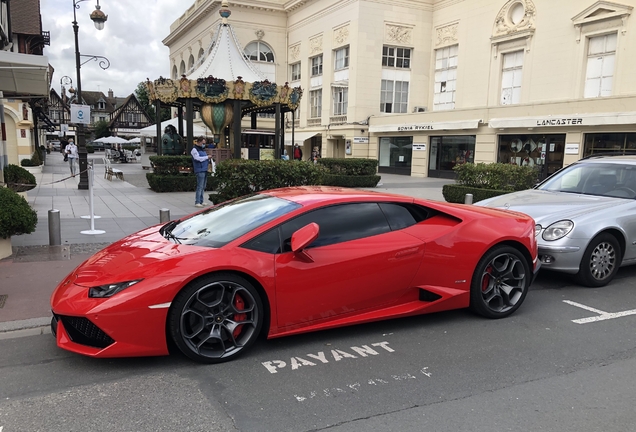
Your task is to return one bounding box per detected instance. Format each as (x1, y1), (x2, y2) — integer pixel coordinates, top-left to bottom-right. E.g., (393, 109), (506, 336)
(186, 1), (265, 83)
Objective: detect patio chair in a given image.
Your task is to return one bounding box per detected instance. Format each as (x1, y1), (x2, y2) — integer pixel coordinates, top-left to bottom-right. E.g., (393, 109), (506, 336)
(104, 158), (124, 181)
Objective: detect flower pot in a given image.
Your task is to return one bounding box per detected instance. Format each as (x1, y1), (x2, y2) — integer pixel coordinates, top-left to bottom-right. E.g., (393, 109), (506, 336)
(24, 165), (42, 175)
(0, 237), (12, 260)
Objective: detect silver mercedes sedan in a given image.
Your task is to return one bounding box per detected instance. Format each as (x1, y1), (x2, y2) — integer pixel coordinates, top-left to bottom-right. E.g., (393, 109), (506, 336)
(477, 155), (636, 287)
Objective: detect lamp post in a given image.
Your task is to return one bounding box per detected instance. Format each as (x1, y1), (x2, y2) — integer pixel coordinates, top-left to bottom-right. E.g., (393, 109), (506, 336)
(72, 0), (108, 190)
(59, 76), (73, 141)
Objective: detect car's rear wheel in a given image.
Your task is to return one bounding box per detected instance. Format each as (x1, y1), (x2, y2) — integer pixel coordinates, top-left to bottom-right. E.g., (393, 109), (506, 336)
(168, 273), (263, 363)
(470, 245), (530, 319)
(575, 233), (621, 287)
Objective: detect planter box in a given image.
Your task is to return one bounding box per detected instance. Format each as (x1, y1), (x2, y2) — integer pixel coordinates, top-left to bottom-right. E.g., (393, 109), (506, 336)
(0, 237), (12, 260)
(23, 165), (42, 175)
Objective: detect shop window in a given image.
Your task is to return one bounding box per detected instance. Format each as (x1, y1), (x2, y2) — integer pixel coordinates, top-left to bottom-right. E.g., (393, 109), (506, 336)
(382, 46), (411, 68)
(379, 136), (413, 174)
(310, 89), (322, 118)
(501, 50), (523, 105)
(311, 55), (323, 77)
(380, 80), (409, 113)
(584, 33), (617, 98)
(433, 45), (457, 111)
(429, 136), (475, 177)
(334, 46), (349, 71)
(584, 133), (636, 157)
(333, 87), (348, 116)
(244, 41), (275, 63)
(498, 134), (565, 179)
(290, 63), (301, 81)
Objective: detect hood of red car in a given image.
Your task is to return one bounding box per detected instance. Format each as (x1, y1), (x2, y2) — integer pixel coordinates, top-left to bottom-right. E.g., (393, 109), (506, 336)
(72, 232), (210, 286)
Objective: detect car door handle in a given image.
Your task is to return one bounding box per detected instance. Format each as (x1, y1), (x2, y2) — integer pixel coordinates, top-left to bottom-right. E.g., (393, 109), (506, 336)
(394, 247), (420, 258)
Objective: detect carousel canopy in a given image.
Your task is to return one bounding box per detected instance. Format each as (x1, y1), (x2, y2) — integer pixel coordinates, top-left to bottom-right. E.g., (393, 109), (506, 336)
(139, 117), (211, 137)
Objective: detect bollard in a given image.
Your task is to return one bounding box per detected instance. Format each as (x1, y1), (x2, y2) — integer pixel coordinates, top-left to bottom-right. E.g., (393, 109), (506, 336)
(48, 209), (61, 246)
(159, 208), (171, 223)
(464, 193), (473, 205)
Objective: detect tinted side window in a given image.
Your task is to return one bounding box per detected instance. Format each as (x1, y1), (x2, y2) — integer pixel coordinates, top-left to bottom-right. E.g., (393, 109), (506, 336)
(378, 203), (431, 230)
(280, 203), (391, 252)
(242, 228), (281, 254)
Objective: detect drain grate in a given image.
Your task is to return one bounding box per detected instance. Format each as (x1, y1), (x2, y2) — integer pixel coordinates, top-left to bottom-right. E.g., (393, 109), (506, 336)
(0, 294), (7, 309)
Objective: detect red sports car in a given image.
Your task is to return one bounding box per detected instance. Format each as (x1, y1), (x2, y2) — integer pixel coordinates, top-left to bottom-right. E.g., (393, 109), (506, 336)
(51, 187), (539, 363)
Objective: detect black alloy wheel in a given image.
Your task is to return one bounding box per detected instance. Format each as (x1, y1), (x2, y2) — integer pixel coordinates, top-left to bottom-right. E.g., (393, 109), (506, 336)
(470, 245), (530, 319)
(169, 273), (263, 363)
(576, 233), (621, 288)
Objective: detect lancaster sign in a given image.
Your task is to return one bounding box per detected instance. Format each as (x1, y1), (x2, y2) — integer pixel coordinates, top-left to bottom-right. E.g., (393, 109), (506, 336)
(490, 112), (636, 129)
(536, 118), (583, 126)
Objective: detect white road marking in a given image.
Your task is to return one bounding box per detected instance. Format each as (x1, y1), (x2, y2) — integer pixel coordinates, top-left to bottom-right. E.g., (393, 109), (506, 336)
(563, 300), (636, 324)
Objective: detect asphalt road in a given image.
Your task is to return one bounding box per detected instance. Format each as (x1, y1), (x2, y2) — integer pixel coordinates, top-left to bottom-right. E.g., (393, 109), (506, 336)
(2, 267), (636, 432)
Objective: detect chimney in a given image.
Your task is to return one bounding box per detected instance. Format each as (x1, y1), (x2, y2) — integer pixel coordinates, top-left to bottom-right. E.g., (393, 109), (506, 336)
(108, 89), (114, 98)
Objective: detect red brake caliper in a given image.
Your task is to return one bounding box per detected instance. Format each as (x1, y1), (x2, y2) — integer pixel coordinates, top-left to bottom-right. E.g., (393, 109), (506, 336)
(233, 294), (247, 338)
(482, 265), (492, 292)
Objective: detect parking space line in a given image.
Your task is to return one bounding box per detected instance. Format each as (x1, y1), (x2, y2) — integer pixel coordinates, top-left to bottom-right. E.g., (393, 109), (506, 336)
(563, 300), (636, 324)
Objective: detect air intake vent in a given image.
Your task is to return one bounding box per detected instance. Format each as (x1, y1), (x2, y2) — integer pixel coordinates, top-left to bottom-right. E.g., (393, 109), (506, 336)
(419, 289), (442, 302)
(58, 315), (114, 349)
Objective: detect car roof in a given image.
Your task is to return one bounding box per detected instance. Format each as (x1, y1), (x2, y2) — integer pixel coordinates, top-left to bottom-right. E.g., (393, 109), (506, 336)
(262, 186), (413, 206)
(580, 154), (636, 165)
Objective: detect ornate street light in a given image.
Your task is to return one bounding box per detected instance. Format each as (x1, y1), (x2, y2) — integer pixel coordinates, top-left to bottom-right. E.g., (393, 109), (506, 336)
(72, 0), (110, 190)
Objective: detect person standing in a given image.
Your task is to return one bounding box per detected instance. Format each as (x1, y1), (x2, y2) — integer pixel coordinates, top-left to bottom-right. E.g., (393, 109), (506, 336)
(191, 136), (214, 207)
(293, 143), (303, 160)
(65, 139), (78, 176)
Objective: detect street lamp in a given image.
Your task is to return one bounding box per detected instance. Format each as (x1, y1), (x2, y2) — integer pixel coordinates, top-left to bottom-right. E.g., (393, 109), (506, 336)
(72, 0), (109, 190)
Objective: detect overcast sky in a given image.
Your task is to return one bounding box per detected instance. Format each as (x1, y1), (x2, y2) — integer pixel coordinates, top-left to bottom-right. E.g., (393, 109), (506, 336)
(41, 0), (191, 98)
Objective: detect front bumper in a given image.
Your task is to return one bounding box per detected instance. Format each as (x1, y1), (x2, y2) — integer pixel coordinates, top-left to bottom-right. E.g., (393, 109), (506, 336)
(537, 239), (586, 274)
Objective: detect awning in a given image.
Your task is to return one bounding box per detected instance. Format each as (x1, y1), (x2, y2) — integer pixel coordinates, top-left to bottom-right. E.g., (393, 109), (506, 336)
(489, 112), (636, 128)
(0, 51), (50, 97)
(243, 129), (274, 135)
(369, 119), (481, 133)
(284, 131), (320, 146)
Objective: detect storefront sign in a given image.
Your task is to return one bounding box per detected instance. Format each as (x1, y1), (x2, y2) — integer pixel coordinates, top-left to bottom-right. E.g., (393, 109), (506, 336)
(369, 119), (481, 133)
(565, 143), (580, 155)
(490, 112), (636, 129)
(536, 118), (583, 126)
(413, 143), (426, 151)
(353, 136), (369, 144)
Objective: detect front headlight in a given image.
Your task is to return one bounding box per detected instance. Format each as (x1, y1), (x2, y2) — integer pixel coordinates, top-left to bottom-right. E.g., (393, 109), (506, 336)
(535, 224), (542, 237)
(542, 220), (574, 241)
(88, 279), (143, 298)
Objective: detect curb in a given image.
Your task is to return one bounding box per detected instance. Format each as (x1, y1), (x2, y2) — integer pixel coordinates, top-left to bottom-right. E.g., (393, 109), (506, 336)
(0, 317), (51, 340)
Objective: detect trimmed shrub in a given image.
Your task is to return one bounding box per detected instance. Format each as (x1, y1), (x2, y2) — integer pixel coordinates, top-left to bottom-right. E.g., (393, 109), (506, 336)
(86, 145), (95, 153)
(453, 162), (538, 192)
(146, 173), (215, 193)
(149, 155), (192, 175)
(209, 159), (327, 203)
(3, 164), (37, 192)
(0, 187), (38, 239)
(321, 174), (381, 188)
(442, 184), (513, 204)
(317, 158), (378, 176)
(30, 148), (43, 166)
(20, 158), (37, 167)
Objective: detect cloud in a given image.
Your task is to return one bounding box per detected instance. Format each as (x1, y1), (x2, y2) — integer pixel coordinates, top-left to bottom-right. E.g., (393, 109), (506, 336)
(41, 0), (190, 98)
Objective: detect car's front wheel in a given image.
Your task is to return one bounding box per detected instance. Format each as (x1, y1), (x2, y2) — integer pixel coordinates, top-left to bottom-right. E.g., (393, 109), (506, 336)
(168, 273), (263, 363)
(576, 233), (621, 288)
(470, 245), (530, 319)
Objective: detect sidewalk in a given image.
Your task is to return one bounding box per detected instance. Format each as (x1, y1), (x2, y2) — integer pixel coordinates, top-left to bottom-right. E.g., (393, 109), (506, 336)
(0, 151), (454, 337)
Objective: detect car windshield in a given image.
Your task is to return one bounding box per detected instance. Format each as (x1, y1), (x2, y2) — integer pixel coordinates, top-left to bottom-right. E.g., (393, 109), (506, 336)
(538, 162), (636, 199)
(166, 194), (301, 247)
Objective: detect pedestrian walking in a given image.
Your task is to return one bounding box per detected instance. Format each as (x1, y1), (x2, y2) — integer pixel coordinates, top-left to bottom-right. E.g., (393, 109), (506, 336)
(293, 143), (303, 160)
(64, 139), (78, 176)
(191, 136), (214, 207)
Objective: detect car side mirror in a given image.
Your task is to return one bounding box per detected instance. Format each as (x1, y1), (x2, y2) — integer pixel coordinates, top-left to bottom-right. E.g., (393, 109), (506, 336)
(291, 222), (319, 254)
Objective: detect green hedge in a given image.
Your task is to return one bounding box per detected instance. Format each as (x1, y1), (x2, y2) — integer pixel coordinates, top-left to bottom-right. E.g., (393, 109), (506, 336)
(321, 174), (381, 188)
(453, 162), (538, 192)
(0, 187), (38, 239)
(317, 158), (378, 176)
(442, 184), (514, 204)
(3, 164), (36, 192)
(209, 159), (327, 203)
(149, 155), (192, 175)
(86, 145), (95, 153)
(146, 173), (215, 193)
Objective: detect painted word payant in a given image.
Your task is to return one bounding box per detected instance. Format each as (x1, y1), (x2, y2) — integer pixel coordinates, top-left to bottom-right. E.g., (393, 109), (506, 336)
(262, 341), (394, 374)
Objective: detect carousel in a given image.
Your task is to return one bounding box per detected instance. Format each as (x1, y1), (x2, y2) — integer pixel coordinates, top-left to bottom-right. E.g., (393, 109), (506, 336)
(145, 0), (302, 159)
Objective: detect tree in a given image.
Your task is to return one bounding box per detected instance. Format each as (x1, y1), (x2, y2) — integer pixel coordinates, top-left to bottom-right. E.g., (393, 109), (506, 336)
(94, 120), (110, 139)
(135, 82), (170, 123)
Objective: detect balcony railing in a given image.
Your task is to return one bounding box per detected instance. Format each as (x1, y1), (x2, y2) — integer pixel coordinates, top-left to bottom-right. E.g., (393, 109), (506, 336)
(329, 115), (347, 125)
(307, 118), (321, 126)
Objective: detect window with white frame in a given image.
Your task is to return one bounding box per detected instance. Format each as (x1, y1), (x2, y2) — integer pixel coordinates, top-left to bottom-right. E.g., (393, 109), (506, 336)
(380, 80), (409, 113)
(290, 63), (301, 81)
(433, 45), (458, 111)
(333, 87), (348, 115)
(584, 33), (617, 98)
(310, 89), (322, 118)
(382, 46), (411, 68)
(311, 55), (323, 76)
(334, 46), (349, 70)
(244, 41), (275, 63)
(501, 50), (523, 105)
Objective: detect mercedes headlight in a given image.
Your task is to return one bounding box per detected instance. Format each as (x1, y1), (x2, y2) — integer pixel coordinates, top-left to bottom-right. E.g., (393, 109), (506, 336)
(88, 280), (143, 298)
(535, 224), (542, 237)
(542, 221), (574, 241)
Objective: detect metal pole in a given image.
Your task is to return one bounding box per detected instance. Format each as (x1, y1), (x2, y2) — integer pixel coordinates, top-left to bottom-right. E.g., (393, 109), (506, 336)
(274, 103), (281, 159)
(155, 98), (162, 155)
(81, 164), (105, 235)
(186, 98), (194, 154)
(159, 208), (171, 223)
(73, 5), (89, 190)
(48, 209), (61, 246)
(233, 99), (242, 159)
(464, 193), (473, 205)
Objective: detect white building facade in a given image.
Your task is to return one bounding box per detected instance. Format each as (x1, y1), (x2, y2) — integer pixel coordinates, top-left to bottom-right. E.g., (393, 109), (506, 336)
(164, 0), (636, 179)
